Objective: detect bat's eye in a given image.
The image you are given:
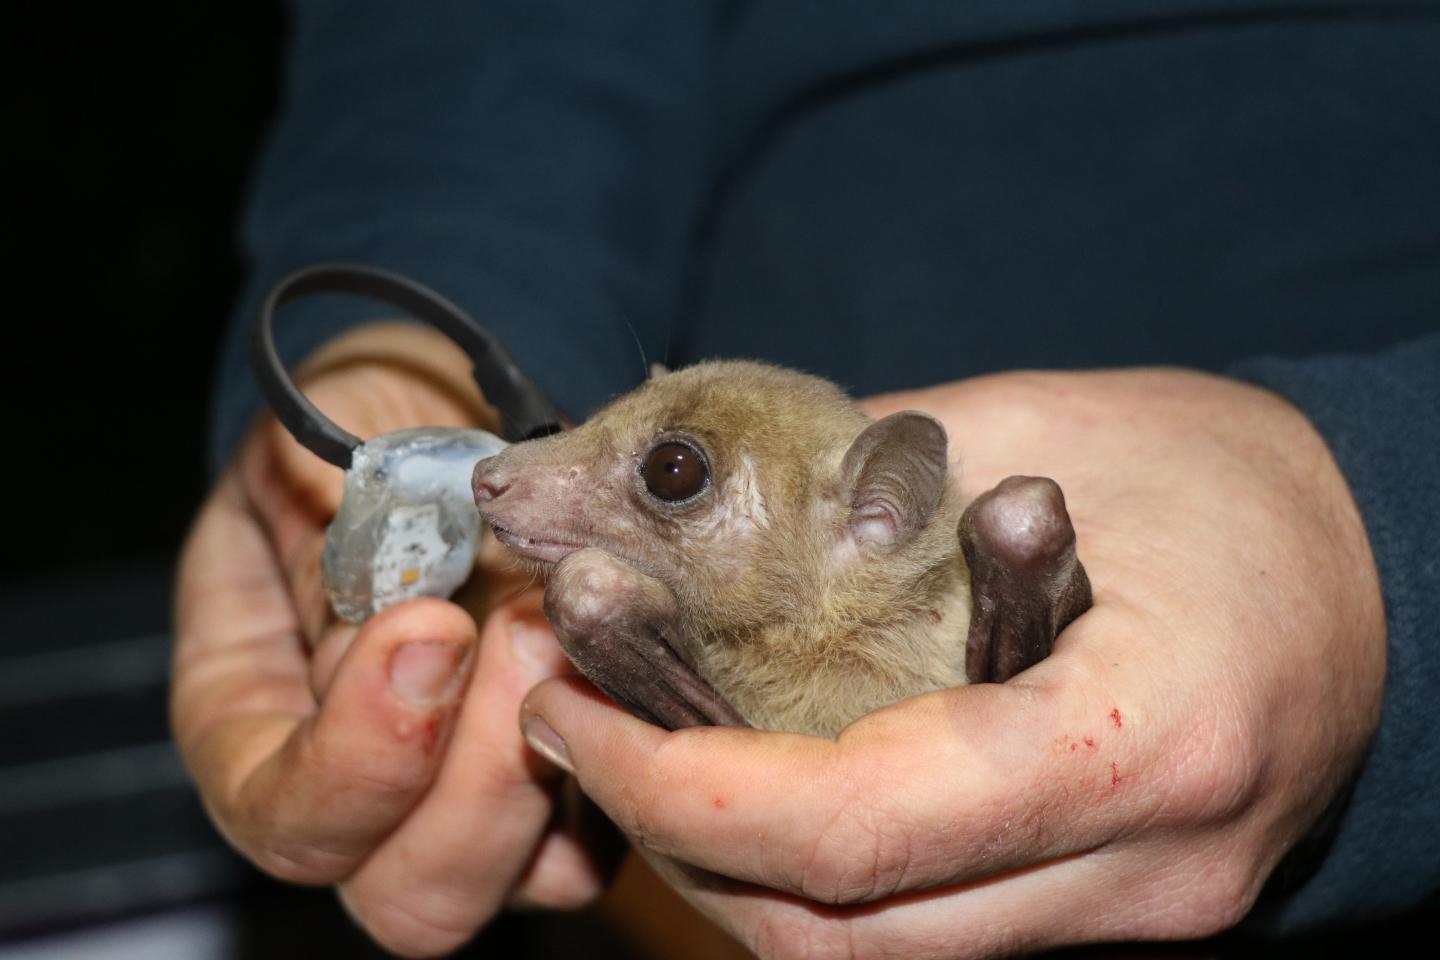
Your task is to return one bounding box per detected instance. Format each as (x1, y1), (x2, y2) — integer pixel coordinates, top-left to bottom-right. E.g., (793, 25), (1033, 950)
(642, 441), (709, 502)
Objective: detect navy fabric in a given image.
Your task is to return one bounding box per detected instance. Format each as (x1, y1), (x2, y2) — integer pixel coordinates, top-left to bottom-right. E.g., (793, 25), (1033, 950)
(212, 0), (1440, 933)
(213, 0), (713, 463)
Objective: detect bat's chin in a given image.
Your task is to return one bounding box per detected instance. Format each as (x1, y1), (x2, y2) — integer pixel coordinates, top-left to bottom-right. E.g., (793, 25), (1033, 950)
(486, 521), (584, 564)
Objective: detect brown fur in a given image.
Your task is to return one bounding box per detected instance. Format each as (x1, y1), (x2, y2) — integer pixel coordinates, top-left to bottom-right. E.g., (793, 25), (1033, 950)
(480, 361), (972, 737)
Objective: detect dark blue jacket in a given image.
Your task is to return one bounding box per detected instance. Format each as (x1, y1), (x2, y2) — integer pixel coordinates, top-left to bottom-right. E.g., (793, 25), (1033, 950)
(212, 0), (1440, 933)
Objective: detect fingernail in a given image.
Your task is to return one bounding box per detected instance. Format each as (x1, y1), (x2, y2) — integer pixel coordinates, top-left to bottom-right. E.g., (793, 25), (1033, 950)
(510, 617), (561, 680)
(389, 641), (471, 707)
(522, 714), (574, 773)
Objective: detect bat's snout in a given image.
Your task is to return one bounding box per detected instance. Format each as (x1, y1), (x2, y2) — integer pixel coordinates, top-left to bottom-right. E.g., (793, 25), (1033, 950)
(472, 457), (511, 504)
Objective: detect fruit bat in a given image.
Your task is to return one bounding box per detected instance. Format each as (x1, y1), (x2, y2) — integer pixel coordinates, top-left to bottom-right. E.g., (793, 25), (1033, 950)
(473, 361), (1091, 738)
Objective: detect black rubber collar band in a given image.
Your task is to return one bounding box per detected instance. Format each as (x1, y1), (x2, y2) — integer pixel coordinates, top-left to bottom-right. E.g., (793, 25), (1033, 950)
(251, 263), (563, 468)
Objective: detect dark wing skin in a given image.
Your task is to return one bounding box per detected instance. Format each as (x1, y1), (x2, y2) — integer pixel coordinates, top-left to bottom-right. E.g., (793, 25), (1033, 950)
(960, 476), (1092, 684)
(544, 548), (750, 730)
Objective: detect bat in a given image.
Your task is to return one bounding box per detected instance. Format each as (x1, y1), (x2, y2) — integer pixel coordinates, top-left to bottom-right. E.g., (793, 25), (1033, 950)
(473, 361), (1090, 737)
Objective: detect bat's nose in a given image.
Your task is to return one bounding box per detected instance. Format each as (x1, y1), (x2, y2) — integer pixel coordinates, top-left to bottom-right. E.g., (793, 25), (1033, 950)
(472, 458), (511, 503)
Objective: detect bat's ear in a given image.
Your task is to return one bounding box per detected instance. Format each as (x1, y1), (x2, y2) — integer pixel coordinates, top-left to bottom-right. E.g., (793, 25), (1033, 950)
(839, 411), (948, 552)
(649, 362), (671, 380)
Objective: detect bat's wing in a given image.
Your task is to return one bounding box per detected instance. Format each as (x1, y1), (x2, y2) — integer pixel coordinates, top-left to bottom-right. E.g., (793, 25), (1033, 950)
(960, 476), (1092, 684)
(544, 549), (749, 730)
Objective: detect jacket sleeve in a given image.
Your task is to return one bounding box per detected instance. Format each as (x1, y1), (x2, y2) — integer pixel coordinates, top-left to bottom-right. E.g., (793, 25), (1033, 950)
(209, 0), (712, 468)
(1232, 330), (1440, 932)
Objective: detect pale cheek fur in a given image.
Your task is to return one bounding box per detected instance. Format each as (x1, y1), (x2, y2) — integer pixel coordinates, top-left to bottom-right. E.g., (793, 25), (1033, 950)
(684, 452), (770, 543)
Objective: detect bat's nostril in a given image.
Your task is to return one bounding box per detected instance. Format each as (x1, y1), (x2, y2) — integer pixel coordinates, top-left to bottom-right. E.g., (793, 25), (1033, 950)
(472, 461), (512, 503)
(474, 478), (510, 502)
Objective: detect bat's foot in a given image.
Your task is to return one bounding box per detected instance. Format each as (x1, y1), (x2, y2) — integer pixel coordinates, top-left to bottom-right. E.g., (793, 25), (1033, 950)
(960, 476), (1092, 684)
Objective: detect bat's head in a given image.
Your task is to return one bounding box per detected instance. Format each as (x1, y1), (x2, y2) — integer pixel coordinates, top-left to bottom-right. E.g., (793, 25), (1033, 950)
(472, 360), (957, 635)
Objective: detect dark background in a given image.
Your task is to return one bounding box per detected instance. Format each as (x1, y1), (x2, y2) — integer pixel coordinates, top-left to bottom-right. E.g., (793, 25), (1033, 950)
(2, 0), (313, 946)
(1, 4), (1433, 958)
(3, 2), (276, 583)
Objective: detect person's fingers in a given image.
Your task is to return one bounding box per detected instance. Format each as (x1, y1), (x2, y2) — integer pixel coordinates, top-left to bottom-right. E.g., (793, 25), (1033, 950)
(659, 818), (1263, 960)
(507, 821), (617, 911)
(237, 418), (345, 645)
(509, 773), (629, 910)
(174, 477), (478, 884)
(174, 474), (315, 742)
(192, 602), (477, 884)
(519, 605), (1200, 906)
(310, 622), (360, 700)
(337, 598), (606, 956)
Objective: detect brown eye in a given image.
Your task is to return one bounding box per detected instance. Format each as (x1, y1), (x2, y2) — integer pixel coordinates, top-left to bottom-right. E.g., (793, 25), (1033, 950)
(642, 441), (709, 502)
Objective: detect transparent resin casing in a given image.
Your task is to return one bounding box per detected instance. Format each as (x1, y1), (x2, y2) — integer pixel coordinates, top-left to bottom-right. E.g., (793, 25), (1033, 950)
(322, 427), (508, 622)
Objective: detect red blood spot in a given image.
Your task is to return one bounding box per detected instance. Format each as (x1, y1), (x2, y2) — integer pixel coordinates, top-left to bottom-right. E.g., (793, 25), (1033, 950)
(1083, 737), (1095, 748)
(1110, 762), (1121, 785)
(713, 797), (727, 811)
(420, 712), (444, 757)
(1070, 743), (1077, 751)
(1110, 709), (1123, 728)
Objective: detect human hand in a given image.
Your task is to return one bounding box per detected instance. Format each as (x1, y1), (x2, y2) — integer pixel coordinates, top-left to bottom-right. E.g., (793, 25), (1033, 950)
(172, 323), (606, 957)
(518, 368), (1385, 958)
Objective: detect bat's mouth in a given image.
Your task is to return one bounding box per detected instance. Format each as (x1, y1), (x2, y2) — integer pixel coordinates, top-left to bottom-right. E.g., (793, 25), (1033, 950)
(486, 521), (584, 564)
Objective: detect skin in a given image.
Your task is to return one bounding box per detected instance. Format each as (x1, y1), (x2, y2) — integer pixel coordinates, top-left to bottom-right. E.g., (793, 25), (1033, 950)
(172, 323), (606, 957)
(518, 368), (1385, 958)
(174, 325), (1384, 958)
